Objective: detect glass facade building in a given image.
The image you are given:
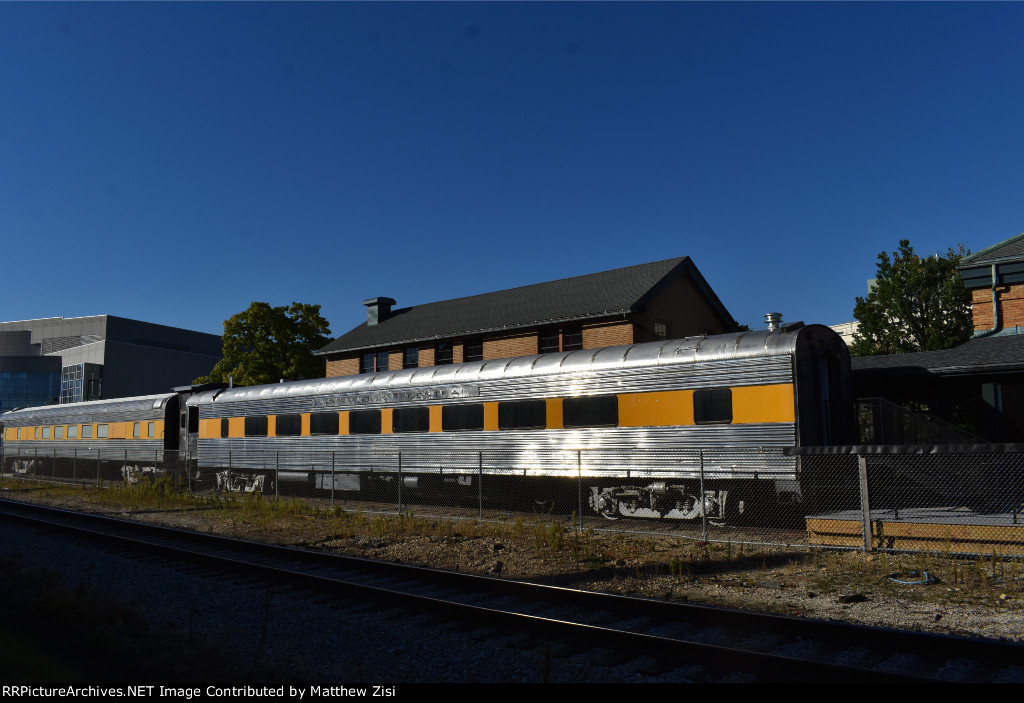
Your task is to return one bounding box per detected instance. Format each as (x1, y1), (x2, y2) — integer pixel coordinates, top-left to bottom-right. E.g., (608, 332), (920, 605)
(0, 357), (61, 412)
(59, 363), (103, 404)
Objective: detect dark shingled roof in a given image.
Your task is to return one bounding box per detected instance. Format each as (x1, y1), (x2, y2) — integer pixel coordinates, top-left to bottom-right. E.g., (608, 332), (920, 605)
(317, 257), (734, 355)
(960, 232), (1024, 267)
(851, 334), (1024, 377)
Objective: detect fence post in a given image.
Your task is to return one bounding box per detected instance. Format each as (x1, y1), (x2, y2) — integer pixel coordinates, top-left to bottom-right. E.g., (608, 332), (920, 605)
(858, 454), (873, 552)
(577, 450), (583, 533)
(96, 451), (100, 486)
(52, 449), (56, 483)
(397, 452), (403, 512)
(73, 448), (77, 482)
(478, 451), (483, 520)
(275, 451), (279, 501)
(123, 449), (128, 484)
(699, 449), (708, 543)
(331, 452), (335, 508)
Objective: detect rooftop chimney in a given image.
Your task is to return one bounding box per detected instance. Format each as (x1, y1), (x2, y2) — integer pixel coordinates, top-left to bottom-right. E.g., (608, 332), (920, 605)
(363, 297), (396, 326)
(764, 312), (782, 332)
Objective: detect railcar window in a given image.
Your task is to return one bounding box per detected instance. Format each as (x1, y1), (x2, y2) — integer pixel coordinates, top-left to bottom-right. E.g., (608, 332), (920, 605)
(563, 396), (619, 428)
(498, 400), (547, 430)
(349, 409), (381, 434)
(55, 426), (63, 439)
(97, 424), (108, 438)
(68, 425), (77, 438)
(694, 388), (733, 424)
(275, 414), (301, 436)
(244, 416), (268, 437)
(442, 404), (484, 432)
(16, 428), (22, 440)
(148, 422), (155, 438)
(42, 427), (51, 439)
(393, 407), (430, 433)
(220, 419), (229, 438)
(310, 412), (340, 435)
(133, 422), (140, 438)
(34, 427), (39, 439)
(82, 425), (92, 438)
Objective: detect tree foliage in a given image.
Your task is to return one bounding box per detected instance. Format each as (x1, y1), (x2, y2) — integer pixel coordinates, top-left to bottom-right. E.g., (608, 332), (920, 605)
(195, 302), (332, 386)
(850, 240), (971, 357)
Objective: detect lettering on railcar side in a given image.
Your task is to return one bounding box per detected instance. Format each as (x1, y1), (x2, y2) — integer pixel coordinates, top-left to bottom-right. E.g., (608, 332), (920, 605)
(311, 385), (480, 410)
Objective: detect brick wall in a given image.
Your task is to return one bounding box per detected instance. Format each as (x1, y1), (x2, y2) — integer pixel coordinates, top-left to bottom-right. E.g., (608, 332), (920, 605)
(483, 332), (539, 359)
(972, 283), (1024, 330)
(581, 319), (634, 348)
(325, 355), (359, 377)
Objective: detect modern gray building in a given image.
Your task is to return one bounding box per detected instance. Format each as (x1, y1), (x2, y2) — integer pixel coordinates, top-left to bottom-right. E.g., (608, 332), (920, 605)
(0, 316), (222, 412)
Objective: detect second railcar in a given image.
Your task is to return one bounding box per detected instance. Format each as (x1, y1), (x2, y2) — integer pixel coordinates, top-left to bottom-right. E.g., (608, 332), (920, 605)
(184, 321), (852, 520)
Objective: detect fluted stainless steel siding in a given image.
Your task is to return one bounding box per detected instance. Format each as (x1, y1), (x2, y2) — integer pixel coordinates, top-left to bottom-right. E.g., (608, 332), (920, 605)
(1, 394), (174, 427)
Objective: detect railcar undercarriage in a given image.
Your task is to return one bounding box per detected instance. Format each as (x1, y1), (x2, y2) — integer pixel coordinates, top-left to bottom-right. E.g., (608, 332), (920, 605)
(588, 483), (738, 520)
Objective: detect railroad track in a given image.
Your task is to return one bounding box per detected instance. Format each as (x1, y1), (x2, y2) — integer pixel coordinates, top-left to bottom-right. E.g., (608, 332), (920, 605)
(0, 498), (1020, 683)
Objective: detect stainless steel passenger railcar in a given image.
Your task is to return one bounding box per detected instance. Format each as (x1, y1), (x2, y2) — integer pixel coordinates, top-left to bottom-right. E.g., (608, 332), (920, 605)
(0, 393), (182, 482)
(1, 321), (852, 521)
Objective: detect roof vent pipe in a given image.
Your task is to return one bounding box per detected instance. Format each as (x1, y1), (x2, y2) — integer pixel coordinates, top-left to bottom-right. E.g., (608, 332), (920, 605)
(764, 312), (782, 332)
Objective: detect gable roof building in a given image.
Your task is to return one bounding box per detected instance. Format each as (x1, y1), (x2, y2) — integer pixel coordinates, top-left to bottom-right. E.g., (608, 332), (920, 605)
(959, 231), (1024, 335)
(317, 257), (738, 377)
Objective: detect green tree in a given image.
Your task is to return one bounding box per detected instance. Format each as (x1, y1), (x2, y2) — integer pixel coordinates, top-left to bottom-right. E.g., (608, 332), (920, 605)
(195, 302), (332, 386)
(850, 240), (971, 356)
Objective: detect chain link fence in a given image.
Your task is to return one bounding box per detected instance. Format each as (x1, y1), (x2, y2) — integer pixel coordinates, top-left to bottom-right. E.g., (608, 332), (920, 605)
(3, 444), (1023, 555)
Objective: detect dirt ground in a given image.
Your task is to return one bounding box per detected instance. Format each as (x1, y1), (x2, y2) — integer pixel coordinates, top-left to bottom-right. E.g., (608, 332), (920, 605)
(4, 482), (1024, 643)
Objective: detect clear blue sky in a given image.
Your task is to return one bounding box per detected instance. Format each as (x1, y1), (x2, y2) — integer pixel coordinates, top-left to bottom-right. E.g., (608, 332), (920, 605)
(2, 2), (1022, 338)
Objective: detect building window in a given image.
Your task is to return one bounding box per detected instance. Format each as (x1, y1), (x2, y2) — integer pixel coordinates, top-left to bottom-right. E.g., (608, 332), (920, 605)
(539, 325), (583, 353)
(404, 347), (419, 369)
(436, 343), (453, 365)
(463, 339), (483, 363)
(361, 351), (389, 374)
(654, 321), (669, 340)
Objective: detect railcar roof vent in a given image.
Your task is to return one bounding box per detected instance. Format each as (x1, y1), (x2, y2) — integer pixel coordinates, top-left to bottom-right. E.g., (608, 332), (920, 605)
(764, 312), (782, 331)
(363, 297), (397, 326)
